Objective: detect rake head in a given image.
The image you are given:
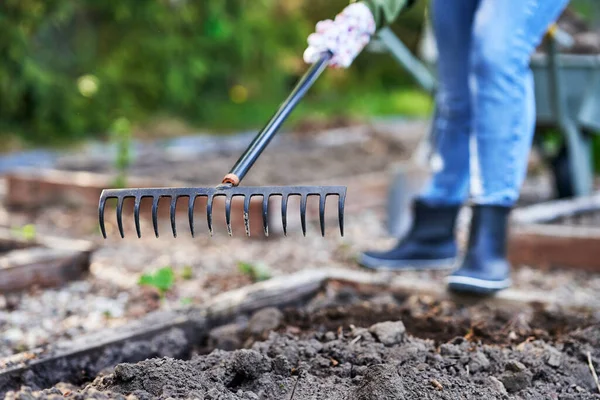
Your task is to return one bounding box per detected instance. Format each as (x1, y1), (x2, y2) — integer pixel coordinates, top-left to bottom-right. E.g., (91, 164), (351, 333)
(98, 185), (346, 239)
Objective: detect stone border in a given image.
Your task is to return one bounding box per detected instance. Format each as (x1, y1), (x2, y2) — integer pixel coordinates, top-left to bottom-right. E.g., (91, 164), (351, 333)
(0, 227), (95, 293)
(508, 193), (600, 272)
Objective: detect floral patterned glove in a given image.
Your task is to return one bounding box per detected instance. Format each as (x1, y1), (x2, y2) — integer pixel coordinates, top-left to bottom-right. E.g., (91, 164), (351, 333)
(303, 2), (376, 68)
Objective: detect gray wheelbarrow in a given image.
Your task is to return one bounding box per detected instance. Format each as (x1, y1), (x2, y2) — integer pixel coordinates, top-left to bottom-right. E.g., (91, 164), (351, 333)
(532, 29), (600, 198)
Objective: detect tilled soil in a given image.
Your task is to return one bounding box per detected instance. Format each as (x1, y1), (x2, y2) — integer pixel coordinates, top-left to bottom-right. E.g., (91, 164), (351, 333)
(6, 287), (600, 399)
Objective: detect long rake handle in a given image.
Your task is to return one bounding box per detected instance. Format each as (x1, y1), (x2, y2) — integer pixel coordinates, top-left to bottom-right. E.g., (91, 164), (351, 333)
(222, 52), (332, 186)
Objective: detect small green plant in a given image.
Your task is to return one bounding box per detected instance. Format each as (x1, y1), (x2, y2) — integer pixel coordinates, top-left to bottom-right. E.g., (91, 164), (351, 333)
(237, 261), (272, 282)
(11, 224), (36, 241)
(181, 265), (194, 280)
(110, 117), (133, 188)
(180, 297), (193, 306)
(138, 266), (175, 296)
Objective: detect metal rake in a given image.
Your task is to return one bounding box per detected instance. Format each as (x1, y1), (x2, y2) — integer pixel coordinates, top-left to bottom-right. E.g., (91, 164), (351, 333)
(99, 52), (347, 239)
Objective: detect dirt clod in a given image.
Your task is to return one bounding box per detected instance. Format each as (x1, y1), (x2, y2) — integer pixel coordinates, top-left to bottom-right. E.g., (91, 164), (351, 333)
(487, 377), (508, 395)
(546, 347), (563, 368)
(209, 322), (246, 351)
(247, 307), (283, 337)
(468, 351), (490, 373)
(368, 321), (406, 346)
(113, 364), (137, 382)
(498, 370), (533, 393)
(505, 360), (527, 373)
(231, 349), (271, 381)
(350, 364), (406, 400)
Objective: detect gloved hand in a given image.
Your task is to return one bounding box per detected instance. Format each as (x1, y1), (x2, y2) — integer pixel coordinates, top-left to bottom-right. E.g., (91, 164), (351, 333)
(303, 2), (376, 68)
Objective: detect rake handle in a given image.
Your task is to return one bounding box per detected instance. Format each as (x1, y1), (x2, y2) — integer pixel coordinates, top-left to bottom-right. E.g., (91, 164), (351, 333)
(222, 51), (333, 186)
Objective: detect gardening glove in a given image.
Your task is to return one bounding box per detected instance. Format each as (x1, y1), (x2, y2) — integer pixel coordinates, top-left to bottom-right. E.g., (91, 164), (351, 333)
(303, 2), (376, 68)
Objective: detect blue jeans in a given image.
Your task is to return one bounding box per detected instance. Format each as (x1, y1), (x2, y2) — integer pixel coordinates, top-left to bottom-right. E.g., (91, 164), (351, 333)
(420, 0), (569, 207)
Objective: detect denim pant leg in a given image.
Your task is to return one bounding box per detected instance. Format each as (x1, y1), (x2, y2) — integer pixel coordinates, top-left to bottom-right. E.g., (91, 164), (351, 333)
(418, 0), (479, 206)
(470, 0), (569, 206)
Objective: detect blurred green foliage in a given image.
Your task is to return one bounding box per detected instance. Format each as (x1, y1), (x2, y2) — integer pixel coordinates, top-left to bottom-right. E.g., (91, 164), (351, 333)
(0, 0), (429, 146)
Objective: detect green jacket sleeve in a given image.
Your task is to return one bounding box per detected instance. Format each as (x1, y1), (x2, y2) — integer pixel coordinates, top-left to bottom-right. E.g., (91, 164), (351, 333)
(353, 0), (417, 30)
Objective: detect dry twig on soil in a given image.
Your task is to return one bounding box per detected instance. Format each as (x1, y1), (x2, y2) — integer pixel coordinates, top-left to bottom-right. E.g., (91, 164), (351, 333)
(289, 373), (301, 400)
(588, 351), (600, 394)
(431, 379), (443, 391)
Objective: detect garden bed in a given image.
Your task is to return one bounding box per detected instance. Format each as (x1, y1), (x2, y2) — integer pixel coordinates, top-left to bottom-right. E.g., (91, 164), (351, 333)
(3, 123), (422, 238)
(2, 269), (599, 399)
(0, 227), (94, 294)
(509, 193), (600, 272)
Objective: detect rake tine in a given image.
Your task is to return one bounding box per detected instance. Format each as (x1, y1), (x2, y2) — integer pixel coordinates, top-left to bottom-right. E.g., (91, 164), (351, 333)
(300, 195), (307, 237)
(188, 195), (195, 237)
(207, 195), (214, 236)
(134, 196), (142, 238)
(338, 192), (345, 237)
(319, 194), (326, 237)
(262, 195), (269, 237)
(170, 196), (178, 238)
(225, 194), (233, 236)
(243, 195), (251, 237)
(116, 197), (125, 238)
(99, 195), (107, 239)
(281, 194), (289, 236)
(152, 197), (160, 238)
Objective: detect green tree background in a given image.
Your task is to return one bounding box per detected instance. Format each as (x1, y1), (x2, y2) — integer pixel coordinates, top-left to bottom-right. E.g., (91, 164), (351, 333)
(0, 0), (430, 147)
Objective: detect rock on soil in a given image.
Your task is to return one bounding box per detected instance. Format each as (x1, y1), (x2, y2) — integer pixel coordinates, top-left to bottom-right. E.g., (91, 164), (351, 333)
(247, 307), (283, 338)
(367, 321), (405, 346)
(7, 319), (600, 400)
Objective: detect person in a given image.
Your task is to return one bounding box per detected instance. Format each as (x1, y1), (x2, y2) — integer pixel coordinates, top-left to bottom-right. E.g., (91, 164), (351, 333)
(304, 0), (570, 294)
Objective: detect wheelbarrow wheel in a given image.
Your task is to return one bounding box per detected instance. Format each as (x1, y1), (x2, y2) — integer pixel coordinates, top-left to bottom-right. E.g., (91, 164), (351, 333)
(549, 144), (575, 199)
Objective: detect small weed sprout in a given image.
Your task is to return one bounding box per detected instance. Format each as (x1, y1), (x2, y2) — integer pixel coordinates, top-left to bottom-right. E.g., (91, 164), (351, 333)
(138, 266), (175, 297)
(181, 265), (194, 280)
(110, 117), (133, 188)
(237, 261), (272, 282)
(180, 297), (193, 306)
(11, 224), (36, 241)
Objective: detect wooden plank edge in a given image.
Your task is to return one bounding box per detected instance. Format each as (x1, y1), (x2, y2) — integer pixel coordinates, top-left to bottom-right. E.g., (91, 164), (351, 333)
(0, 248), (92, 293)
(0, 310), (201, 397)
(512, 192), (600, 224)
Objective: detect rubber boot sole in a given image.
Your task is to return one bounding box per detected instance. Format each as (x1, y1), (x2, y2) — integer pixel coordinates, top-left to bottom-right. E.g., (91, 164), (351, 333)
(358, 253), (457, 271)
(446, 275), (511, 295)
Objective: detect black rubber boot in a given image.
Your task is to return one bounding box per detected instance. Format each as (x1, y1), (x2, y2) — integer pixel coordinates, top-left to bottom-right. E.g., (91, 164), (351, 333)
(358, 199), (461, 271)
(447, 205), (512, 294)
